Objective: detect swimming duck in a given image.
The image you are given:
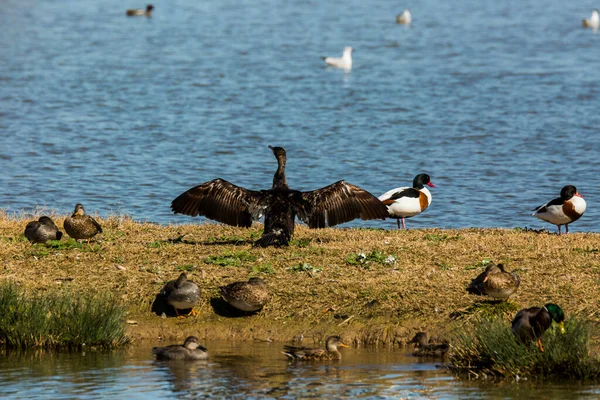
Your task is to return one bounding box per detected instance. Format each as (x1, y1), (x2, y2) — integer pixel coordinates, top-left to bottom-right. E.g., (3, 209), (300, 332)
(152, 336), (208, 360)
(396, 9), (412, 24)
(466, 263), (520, 300)
(126, 4), (154, 16)
(582, 9), (599, 29)
(63, 204), (102, 243)
(220, 277), (269, 312)
(162, 272), (201, 318)
(531, 185), (586, 234)
(24, 216), (63, 244)
(408, 332), (449, 357)
(171, 146), (388, 247)
(282, 335), (349, 361)
(378, 173), (435, 229)
(511, 303), (565, 352)
(321, 47), (353, 71)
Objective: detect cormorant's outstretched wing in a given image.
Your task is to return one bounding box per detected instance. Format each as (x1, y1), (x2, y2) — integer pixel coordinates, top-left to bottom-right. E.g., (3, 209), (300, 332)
(298, 180), (388, 228)
(171, 178), (265, 227)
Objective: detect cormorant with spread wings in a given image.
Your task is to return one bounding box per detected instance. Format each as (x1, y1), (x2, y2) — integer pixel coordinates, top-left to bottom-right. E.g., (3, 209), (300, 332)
(171, 146), (388, 247)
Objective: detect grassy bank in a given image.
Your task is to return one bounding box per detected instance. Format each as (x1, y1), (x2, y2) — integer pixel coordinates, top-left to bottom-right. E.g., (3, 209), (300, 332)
(1, 211), (600, 346)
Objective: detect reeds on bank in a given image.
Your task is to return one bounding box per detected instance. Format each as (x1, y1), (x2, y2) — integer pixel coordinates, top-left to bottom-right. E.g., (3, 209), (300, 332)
(0, 282), (128, 349)
(448, 316), (600, 380)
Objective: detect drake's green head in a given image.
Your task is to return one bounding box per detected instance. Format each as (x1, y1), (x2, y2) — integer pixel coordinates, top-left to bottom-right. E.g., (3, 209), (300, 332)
(544, 303), (565, 334)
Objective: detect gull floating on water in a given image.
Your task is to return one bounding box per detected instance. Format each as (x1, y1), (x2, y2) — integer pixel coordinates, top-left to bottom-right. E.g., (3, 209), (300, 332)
(396, 9), (412, 24)
(321, 47), (353, 71)
(582, 9), (599, 29)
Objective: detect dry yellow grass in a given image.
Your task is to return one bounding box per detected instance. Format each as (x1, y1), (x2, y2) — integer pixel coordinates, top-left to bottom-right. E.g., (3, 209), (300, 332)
(1, 211), (599, 345)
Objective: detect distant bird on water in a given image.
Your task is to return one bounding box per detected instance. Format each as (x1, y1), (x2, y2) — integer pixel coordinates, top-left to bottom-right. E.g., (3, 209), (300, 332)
(24, 216), (63, 244)
(379, 174), (435, 229)
(321, 47), (353, 71)
(162, 272), (201, 318)
(220, 277), (269, 312)
(171, 145), (388, 247)
(408, 332), (449, 357)
(152, 336), (208, 360)
(63, 204), (102, 244)
(511, 303), (565, 352)
(531, 185), (586, 234)
(466, 263), (520, 301)
(582, 9), (599, 29)
(282, 335), (349, 361)
(396, 9), (412, 24)
(126, 4), (154, 17)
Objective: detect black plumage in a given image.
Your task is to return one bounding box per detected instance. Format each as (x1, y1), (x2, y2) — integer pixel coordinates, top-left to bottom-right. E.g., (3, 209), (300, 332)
(171, 146), (388, 247)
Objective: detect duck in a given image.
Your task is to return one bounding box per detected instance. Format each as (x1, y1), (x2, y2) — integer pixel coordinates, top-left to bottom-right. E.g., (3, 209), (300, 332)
(321, 47), (353, 71)
(466, 263), (520, 300)
(126, 4), (154, 17)
(282, 335), (349, 361)
(531, 185), (586, 234)
(152, 336), (208, 360)
(378, 173), (435, 229)
(24, 216), (63, 244)
(396, 9), (412, 24)
(161, 272), (201, 318)
(582, 9), (600, 29)
(171, 146), (388, 247)
(408, 332), (449, 357)
(220, 277), (269, 312)
(63, 204), (102, 244)
(511, 303), (565, 352)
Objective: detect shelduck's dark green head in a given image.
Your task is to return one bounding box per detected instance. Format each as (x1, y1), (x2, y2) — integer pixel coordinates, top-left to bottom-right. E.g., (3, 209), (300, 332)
(544, 303), (565, 334)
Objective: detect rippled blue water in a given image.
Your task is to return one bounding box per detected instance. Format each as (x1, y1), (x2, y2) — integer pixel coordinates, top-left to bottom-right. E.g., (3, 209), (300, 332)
(1, 342), (599, 399)
(1, 0), (599, 231)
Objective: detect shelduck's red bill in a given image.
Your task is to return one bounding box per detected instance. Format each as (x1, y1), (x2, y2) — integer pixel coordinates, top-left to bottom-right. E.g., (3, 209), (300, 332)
(427, 182), (436, 188)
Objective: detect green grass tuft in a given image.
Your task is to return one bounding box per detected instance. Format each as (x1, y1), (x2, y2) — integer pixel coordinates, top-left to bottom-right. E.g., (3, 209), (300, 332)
(0, 282), (129, 350)
(204, 251), (257, 267)
(448, 316), (600, 380)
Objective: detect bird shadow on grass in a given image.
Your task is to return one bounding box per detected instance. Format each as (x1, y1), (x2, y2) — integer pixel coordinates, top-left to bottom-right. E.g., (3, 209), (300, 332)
(150, 292), (193, 318)
(209, 298), (261, 318)
(164, 235), (255, 246)
(449, 300), (520, 320)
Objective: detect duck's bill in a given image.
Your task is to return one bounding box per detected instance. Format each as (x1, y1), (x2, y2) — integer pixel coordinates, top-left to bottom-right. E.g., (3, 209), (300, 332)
(339, 343), (349, 348)
(558, 321), (566, 334)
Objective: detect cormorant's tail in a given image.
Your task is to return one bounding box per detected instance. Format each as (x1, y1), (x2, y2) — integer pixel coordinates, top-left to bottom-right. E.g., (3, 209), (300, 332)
(254, 229), (290, 247)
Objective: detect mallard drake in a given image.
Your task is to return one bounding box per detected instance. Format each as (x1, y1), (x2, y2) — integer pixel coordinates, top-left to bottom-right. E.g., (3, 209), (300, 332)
(24, 216), (63, 244)
(531, 185), (586, 234)
(408, 332), (449, 357)
(162, 272), (201, 318)
(152, 336), (208, 360)
(126, 4), (153, 16)
(63, 204), (102, 244)
(396, 9), (412, 24)
(583, 9), (599, 29)
(171, 146), (388, 247)
(282, 335), (349, 360)
(379, 173), (435, 229)
(466, 263), (520, 300)
(220, 277), (269, 312)
(511, 303), (565, 352)
(321, 47), (354, 71)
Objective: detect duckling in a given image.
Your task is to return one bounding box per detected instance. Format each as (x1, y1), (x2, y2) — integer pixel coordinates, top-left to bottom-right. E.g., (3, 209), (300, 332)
(126, 4), (153, 17)
(63, 204), (102, 244)
(24, 216), (63, 244)
(162, 272), (201, 318)
(466, 263), (520, 300)
(282, 335), (349, 360)
(408, 332), (449, 357)
(511, 303), (565, 352)
(152, 336), (208, 360)
(220, 277), (269, 312)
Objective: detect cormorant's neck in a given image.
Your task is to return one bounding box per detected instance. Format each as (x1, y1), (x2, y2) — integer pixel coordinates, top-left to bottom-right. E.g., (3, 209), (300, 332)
(272, 156), (288, 189)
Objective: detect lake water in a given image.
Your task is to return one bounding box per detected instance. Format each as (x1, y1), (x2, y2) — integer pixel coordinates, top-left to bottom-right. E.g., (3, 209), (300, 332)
(1, 0), (599, 231)
(1, 341), (600, 399)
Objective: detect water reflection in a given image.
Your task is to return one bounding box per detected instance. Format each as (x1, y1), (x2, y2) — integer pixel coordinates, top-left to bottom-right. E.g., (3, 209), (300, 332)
(2, 342), (600, 398)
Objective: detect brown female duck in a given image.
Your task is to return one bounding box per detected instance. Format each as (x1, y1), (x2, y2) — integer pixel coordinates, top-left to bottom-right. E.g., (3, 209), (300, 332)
(152, 336), (208, 360)
(282, 335), (349, 361)
(171, 146), (388, 247)
(24, 216), (63, 244)
(408, 332), (449, 357)
(220, 277), (269, 312)
(126, 4), (154, 16)
(63, 204), (102, 243)
(466, 263), (520, 300)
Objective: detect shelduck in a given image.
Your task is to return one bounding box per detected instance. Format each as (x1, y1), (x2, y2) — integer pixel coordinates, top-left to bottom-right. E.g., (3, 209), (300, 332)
(379, 173), (435, 229)
(531, 185), (586, 234)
